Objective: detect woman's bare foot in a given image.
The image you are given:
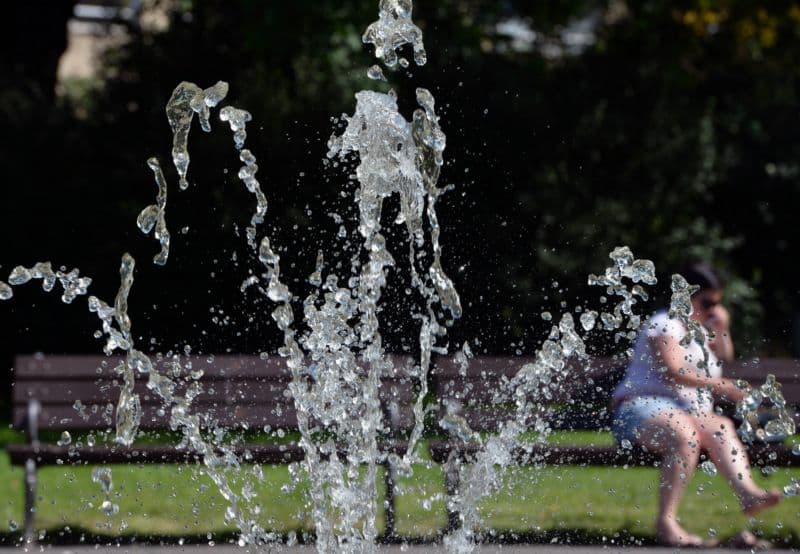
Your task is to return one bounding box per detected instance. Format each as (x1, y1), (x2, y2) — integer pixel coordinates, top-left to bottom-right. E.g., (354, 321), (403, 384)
(725, 530), (773, 550)
(657, 519), (706, 547)
(742, 488), (782, 517)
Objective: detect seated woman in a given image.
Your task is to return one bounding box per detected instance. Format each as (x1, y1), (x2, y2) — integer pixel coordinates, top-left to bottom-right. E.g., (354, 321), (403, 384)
(611, 263), (782, 547)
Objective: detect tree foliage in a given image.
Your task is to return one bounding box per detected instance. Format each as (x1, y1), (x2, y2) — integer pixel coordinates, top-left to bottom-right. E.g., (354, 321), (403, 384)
(2, 0), (800, 410)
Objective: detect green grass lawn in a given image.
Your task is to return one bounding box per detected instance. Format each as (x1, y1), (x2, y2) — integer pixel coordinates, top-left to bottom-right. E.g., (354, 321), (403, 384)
(1, 432), (799, 545)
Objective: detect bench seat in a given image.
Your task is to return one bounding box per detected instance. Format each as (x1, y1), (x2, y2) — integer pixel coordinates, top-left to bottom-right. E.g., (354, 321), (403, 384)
(428, 440), (797, 467)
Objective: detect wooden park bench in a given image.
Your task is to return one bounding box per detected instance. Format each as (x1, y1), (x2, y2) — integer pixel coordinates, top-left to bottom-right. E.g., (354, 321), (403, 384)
(7, 353), (416, 542)
(7, 353), (799, 541)
(428, 356), (800, 533)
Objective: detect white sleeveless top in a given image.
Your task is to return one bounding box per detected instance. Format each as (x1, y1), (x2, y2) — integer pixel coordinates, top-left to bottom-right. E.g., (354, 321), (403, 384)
(612, 310), (722, 415)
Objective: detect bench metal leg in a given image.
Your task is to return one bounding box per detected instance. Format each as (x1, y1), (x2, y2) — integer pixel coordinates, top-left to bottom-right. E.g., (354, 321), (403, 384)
(24, 458), (37, 543)
(444, 455), (461, 534)
(383, 462), (396, 539)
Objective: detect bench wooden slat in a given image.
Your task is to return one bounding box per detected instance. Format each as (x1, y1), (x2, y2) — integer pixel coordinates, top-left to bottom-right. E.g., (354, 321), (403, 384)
(727, 359), (800, 380)
(12, 405), (294, 431)
(13, 354), (417, 378)
(428, 440), (798, 467)
(11, 353), (419, 433)
(434, 356), (626, 407)
(12, 354), (291, 379)
(6, 442), (306, 465)
(14, 378), (414, 407)
(14, 378), (291, 404)
(6, 440), (413, 467)
(14, 401), (415, 433)
(12, 401), (416, 434)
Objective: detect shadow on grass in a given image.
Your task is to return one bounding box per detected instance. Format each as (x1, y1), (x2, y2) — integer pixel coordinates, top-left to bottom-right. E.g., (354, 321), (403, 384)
(2, 527), (798, 548)
(0, 528), (283, 547)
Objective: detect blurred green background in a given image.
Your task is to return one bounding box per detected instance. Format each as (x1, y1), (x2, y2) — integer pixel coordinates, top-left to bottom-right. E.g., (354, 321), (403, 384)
(2, 0), (800, 415)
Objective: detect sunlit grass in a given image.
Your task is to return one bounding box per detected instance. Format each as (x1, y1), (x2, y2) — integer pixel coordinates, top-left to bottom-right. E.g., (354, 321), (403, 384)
(1, 433), (799, 545)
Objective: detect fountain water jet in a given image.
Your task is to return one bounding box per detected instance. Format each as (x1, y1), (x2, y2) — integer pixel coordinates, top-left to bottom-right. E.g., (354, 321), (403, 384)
(2, 0), (457, 550)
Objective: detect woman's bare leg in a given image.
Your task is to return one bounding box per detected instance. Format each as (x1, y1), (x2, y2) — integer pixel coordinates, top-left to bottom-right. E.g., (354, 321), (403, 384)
(634, 410), (703, 546)
(694, 412), (782, 515)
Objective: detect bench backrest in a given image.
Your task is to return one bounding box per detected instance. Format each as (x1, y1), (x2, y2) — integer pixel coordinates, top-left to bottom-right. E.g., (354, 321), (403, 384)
(726, 358), (800, 403)
(14, 354), (799, 436)
(432, 356), (625, 431)
(433, 356), (800, 431)
(12, 354), (416, 434)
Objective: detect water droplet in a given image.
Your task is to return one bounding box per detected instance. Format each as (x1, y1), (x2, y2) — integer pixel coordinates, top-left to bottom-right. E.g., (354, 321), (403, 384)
(580, 311), (597, 331)
(367, 65), (386, 81)
(742, 389), (763, 412)
(220, 106), (252, 150)
(128, 349), (152, 374)
(57, 431), (71, 446)
(0, 282), (12, 300)
(8, 519), (18, 532)
(308, 250), (324, 286)
(100, 499), (119, 517)
(8, 266), (32, 285)
(166, 82), (203, 188)
(267, 277), (290, 302)
(439, 414), (476, 443)
(783, 478), (800, 497)
(764, 417), (794, 441)
(136, 205), (159, 234)
(92, 467), (113, 494)
(203, 81), (228, 108)
(700, 461), (717, 476)
(258, 237), (279, 266)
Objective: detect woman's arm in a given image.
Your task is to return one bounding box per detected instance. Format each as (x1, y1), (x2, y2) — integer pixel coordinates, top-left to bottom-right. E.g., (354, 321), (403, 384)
(651, 333), (744, 403)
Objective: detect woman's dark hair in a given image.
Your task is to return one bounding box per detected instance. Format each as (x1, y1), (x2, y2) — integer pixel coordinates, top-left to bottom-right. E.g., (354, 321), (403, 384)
(677, 262), (724, 291)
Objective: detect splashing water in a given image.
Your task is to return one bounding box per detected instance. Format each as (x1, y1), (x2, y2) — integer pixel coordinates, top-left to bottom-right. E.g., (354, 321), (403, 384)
(0, 3), (446, 546)
(366, 65), (387, 81)
(166, 81), (229, 190)
(667, 273), (795, 444)
(57, 431), (72, 446)
(441, 247), (657, 553)
(667, 274), (713, 373)
(137, 158), (170, 265)
(219, 107), (252, 150)
(363, 0), (426, 68)
(0, 1), (796, 551)
(3, 259), (270, 542)
(91, 467), (119, 516)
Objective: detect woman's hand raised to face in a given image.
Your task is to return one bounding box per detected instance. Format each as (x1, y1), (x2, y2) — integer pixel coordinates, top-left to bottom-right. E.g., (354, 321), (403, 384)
(704, 304), (730, 333)
(704, 304), (735, 363)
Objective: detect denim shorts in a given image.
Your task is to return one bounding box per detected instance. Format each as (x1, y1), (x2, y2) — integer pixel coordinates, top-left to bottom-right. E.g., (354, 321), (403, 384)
(611, 396), (690, 445)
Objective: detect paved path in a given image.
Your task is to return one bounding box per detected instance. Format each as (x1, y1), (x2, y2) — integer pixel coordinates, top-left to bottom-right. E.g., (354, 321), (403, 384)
(0, 546), (793, 553)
